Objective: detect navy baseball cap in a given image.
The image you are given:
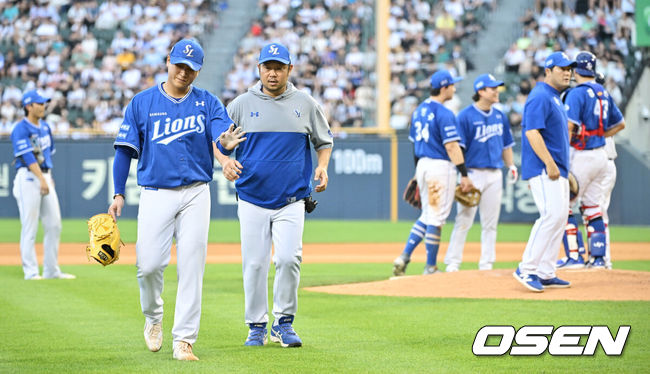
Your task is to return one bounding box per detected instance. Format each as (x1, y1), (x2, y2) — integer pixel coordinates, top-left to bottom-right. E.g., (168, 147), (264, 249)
(544, 51), (577, 69)
(430, 70), (463, 89)
(474, 74), (504, 92)
(169, 39), (204, 71)
(259, 43), (291, 65)
(22, 90), (50, 107)
(575, 51), (596, 77)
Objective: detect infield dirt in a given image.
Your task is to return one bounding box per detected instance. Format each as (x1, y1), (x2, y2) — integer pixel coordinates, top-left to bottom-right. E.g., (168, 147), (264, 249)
(1, 242), (649, 301)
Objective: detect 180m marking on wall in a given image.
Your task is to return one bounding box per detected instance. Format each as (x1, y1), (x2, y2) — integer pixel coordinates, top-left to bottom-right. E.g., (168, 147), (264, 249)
(331, 149), (383, 175)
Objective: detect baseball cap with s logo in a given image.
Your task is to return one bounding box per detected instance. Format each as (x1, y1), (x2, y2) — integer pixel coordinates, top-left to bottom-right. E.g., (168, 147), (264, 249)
(170, 39), (204, 71)
(258, 43), (291, 65)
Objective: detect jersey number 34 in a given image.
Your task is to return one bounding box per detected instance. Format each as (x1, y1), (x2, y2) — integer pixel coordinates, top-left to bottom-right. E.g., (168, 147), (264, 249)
(414, 121), (430, 142)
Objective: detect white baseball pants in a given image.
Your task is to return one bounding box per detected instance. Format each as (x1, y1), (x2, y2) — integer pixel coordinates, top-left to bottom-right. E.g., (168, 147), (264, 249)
(416, 158), (457, 227)
(13, 168), (62, 279)
(570, 148), (607, 215)
(600, 159), (617, 266)
(238, 199), (304, 324)
(136, 182), (209, 346)
(445, 168), (503, 271)
(519, 173), (569, 280)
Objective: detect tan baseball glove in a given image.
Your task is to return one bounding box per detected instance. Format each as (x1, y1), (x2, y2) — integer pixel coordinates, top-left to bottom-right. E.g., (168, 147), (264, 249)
(568, 172), (579, 201)
(454, 185), (481, 207)
(86, 213), (123, 266)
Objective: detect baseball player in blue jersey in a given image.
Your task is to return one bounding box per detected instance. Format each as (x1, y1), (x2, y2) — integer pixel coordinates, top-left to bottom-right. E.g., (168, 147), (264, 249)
(557, 51), (625, 269)
(444, 74), (517, 272)
(214, 43), (333, 347)
(514, 52), (575, 292)
(392, 70), (474, 276)
(11, 90), (74, 280)
(108, 39), (241, 361)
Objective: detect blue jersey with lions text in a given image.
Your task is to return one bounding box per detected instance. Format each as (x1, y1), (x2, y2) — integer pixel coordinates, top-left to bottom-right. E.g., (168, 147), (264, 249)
(11, 118), (55, 170)
(457, 104), (514, 169)
(114, 83), (233, 188)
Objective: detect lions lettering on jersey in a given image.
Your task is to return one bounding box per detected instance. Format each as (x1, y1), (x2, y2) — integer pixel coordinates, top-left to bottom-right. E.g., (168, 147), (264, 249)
(474, 122), (504, 143)
(151, 114), (206, 145)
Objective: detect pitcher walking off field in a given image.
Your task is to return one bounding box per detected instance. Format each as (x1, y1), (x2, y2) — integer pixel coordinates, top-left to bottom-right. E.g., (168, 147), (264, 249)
(108, 39), (242, 361)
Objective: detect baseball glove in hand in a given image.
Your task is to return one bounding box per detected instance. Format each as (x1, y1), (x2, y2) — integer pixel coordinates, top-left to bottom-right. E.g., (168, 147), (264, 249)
(403, 178), (421, 209)
(86, 213), (123, 266)
(454, 185), (481, 207)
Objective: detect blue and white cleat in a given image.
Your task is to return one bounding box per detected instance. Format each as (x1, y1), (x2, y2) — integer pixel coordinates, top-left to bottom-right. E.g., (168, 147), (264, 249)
(556, 255), (585, 269)
(513, 268), (544, 292)
(244, 323), (268, 346)
(540, 277), (571, 288)
(270, 316), (302, 347)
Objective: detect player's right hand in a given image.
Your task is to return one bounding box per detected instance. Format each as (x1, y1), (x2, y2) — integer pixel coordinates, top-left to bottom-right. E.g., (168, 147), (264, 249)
(39, 177), (49, 196)
(219, 124), (247, 150)
(545, 162), (560, 180)
(222, 158), (243, 182)
(108, 195), (124, 222)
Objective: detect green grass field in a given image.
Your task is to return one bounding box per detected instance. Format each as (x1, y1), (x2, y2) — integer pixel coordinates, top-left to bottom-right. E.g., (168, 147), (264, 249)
(1, 219), (649, 373)
(1, 218), (650, 243)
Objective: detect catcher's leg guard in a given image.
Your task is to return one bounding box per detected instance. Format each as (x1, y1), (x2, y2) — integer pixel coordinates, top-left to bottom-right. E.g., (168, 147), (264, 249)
(558, 215), (585, 269)
(589, 232), (607, 258)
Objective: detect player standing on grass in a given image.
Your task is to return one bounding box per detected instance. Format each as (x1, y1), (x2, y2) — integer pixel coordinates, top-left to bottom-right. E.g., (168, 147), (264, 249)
(214, 42), (333, 347)
(443, 74), (517, 272)
(392, 70), (474, 276)
(513, 52), (575, 292)
(558, 52), (625, 269)
(11, 89), (75, 280)
(108, 39), (244, 361)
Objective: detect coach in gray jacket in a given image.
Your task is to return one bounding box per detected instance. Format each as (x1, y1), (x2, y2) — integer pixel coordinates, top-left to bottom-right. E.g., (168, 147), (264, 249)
(214, 42), (333, 348)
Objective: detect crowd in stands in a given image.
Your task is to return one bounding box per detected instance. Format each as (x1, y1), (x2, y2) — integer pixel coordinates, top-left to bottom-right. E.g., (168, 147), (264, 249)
(0, 0), (642, 137)
(500, 0), (639, 128)
(223, 0), (495, 130)
(0, 0), (222, 136)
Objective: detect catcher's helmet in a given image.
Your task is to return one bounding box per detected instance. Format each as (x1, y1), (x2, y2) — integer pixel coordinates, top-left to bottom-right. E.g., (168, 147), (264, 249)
(575, 51), (596, 77)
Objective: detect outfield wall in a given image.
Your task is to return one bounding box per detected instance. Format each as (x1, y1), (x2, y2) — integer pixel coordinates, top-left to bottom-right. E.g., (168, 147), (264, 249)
(0, 137), (648, 224)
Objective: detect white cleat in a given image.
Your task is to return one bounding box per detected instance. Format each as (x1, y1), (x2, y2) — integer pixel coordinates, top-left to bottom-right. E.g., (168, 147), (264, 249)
(144, 321), (162, 352)
(173, 341), (199, 361)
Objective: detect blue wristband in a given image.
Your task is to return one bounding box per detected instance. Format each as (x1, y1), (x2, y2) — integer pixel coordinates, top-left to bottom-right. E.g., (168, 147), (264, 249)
(216, 140), (233, 156)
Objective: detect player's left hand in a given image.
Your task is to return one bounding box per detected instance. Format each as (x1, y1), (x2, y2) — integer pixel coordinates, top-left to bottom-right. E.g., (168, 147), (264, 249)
(506, 165), (518, 185)
(219, 124), (247, 150)
(314, 167), (328, 192)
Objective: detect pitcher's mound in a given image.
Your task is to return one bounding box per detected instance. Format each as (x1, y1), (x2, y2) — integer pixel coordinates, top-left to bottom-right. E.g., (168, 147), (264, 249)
(304, 269), (650, 301)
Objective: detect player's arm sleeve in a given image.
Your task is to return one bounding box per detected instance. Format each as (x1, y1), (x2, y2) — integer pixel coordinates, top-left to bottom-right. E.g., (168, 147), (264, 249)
(20, 152), (37, 166)
(501, 110), (515, 148)
(211, 96), (236, 155)
(114, 100), (141, 158)
(11, 126), (34, 158)
(564, 90), (582, 125)
(522, 95), (547, 131)
(309, 99), (334, 151)
(113, 147), (132, 195)
(408, 110), (418, 143)
(439, 111), (462, 146)
(456, 110), (470, 149)
(606, 96), (624, 128)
